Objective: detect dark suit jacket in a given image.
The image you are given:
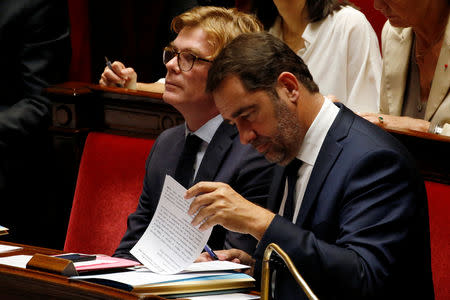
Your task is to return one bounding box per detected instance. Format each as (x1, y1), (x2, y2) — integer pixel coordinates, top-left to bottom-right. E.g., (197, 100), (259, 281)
(254, 104), (434, 300)
(0, 0), (71, 150)
(0, 0), (71, 247)
(115, 121), (275, 259)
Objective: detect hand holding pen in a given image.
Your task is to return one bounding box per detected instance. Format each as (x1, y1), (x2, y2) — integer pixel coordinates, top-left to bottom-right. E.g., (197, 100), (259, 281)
(204, 244), (219, 260)
(198, 247), (256, 275)
(100, 57), (138, 89)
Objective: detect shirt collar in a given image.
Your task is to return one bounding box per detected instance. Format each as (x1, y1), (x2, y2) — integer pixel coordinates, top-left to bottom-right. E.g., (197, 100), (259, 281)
(296, 97), (339, 166)
(185, 114), (223, 144)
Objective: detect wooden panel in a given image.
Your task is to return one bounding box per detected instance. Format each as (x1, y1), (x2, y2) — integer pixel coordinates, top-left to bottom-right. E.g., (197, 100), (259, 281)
(47, 81), (183, 138)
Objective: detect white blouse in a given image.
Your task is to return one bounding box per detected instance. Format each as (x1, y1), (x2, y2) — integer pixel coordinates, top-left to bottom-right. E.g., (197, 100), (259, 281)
(270, 6), (382, 113)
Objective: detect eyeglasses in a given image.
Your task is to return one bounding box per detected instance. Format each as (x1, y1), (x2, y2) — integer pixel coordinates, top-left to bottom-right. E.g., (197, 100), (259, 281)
(163, 47), (212, 72)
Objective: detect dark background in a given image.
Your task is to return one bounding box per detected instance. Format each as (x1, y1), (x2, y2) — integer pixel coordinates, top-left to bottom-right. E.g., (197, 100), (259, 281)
(88, 0), (235, 83)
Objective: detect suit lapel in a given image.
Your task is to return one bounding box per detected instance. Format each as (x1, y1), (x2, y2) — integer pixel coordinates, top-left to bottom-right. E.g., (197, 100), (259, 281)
(193, 122), (236, 183)
(267, 165), (286, 213)
(296, 105), (351, 227)
(425, 17), (450, 121)
(168, 126), (187, 177)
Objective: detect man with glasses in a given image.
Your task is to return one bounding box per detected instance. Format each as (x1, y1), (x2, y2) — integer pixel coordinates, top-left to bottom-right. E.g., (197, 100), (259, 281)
(100, 6), (275, 261)
(163, 46), (213, 72)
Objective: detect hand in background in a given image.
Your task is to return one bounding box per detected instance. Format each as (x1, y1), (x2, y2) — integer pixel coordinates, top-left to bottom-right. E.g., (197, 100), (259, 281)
(358, 112), (431, 133)
(99, 61), (137, 89)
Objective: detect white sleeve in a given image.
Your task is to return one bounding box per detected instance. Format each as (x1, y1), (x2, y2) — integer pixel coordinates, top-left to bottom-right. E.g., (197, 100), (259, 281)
(342, 11), (382, 113)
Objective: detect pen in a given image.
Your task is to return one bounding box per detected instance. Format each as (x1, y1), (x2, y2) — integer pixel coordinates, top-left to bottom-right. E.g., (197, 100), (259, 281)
(104, 56), (124, 88)
(204, 244), (219, 260)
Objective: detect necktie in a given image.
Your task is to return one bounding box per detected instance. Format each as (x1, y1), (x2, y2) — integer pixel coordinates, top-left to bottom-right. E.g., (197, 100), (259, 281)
(283, 158), (302, 221)
(174, 134), (203, 188)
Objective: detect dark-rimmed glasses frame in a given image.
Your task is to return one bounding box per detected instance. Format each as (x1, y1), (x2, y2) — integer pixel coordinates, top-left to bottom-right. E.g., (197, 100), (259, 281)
(162, 47), (212, 72)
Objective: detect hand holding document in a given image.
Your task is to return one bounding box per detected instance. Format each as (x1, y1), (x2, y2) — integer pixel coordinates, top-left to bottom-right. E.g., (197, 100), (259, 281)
(131, 175), (213, 274)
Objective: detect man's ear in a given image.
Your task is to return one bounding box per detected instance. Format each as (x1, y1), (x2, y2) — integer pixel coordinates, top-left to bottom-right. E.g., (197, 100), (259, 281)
(277, 72), (300, 104)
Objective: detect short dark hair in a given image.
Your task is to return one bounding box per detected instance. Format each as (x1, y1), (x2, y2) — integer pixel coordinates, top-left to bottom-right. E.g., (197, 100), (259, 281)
(206, 32), (319, 97)
(254, 0), (352, 30)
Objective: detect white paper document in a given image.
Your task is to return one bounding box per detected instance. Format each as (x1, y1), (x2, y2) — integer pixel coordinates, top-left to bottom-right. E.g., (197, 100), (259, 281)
(72, 270), (234, 286)
(0, 255), (32, 268)
(131, 175), (212, 274)
(0, 244), (23, 254)
(182, 260), (250, 273)
(129, 260), (250, 273)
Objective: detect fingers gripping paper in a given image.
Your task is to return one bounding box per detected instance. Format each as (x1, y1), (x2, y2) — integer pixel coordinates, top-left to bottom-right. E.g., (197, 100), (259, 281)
(131, 175), (212, 274)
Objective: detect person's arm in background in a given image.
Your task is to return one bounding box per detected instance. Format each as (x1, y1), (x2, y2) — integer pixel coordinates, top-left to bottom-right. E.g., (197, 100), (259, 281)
(358, 112), (431, 132)
(99, 60), (165, 93)
(359, 96), (449, 135)
(0, 0), (71, 150)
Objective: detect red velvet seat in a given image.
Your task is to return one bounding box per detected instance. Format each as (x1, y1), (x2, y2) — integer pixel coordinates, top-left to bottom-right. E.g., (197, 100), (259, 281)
(425, 181), (450, 300)
(64, 132), (155, 255)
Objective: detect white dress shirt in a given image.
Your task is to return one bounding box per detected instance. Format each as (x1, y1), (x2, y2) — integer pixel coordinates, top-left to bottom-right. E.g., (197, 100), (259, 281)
(279, 97), (339, 223)
(269, 6), (381, 113)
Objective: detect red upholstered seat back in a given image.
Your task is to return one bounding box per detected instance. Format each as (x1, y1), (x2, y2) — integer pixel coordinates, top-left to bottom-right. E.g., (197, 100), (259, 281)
(64, 132), (154, 255)
(425, 181), (450, 300)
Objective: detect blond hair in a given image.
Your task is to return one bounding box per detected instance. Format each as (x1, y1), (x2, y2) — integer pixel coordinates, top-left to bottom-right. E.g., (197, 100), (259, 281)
(171, 6), (263, 59)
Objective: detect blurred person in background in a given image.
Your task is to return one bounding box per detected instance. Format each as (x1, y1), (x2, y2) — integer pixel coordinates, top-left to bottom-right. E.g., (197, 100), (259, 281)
(252, 0), (382, 113)
(0, 0), (71, 247)
(360, 0), (450, 136)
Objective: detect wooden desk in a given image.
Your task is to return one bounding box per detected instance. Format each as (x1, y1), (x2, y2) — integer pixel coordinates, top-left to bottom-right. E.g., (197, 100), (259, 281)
(47, 81), (183, 138)
(0, 241), (163, 300)
(384, 125), (450, 185)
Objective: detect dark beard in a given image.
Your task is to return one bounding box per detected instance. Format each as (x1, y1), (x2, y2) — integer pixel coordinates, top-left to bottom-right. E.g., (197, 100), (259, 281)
(251, 97), (302, 166)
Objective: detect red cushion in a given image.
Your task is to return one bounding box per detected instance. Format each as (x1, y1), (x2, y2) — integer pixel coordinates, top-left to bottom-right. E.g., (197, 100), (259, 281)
(425, 181), (450, 300)
(64, 132), (155, 255)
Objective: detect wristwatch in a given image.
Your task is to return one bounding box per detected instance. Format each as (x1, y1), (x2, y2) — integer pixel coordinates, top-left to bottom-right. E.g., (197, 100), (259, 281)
(432, 124), (443, 135)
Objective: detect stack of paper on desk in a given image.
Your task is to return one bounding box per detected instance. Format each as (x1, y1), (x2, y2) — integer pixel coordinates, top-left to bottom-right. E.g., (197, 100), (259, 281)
(71, 260), (255, 296)
(73, 255), (140, 273)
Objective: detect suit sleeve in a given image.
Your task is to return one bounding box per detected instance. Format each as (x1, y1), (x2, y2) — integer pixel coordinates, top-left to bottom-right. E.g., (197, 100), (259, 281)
(0, 0), (71, 150)
(254, 148), (424, 298)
